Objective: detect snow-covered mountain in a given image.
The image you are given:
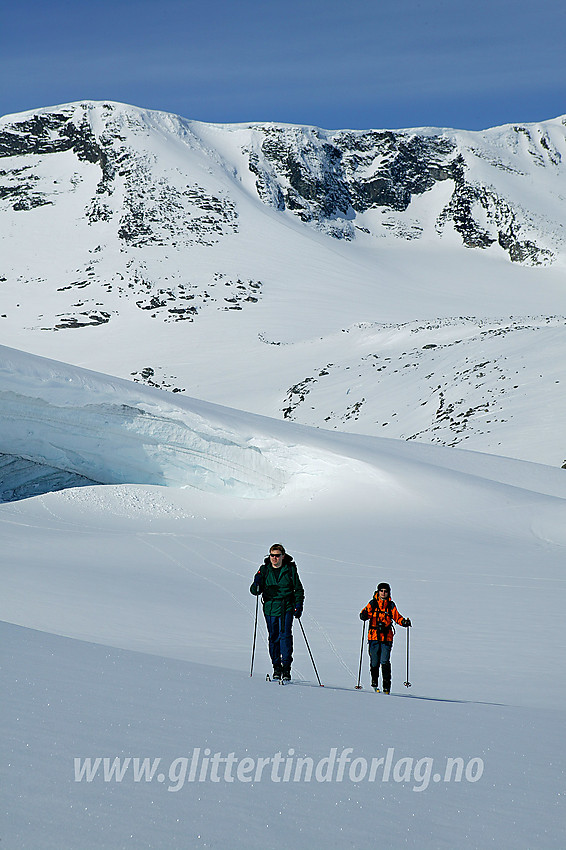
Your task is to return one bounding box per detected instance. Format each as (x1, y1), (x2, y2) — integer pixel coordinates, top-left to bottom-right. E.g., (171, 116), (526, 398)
(1, 101), (565, 471)
(2, 102), (566, 849)
(2, 101), (564, 258)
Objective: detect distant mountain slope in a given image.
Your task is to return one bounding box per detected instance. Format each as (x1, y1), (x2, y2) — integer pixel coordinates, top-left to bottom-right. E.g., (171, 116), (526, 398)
(2, 101), (564, 261)
(1, 101), (565, 466)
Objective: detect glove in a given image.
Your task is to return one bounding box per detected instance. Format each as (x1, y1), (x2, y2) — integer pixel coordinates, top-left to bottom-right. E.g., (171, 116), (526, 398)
(250, 571), (262, 595)
(401, 618), (411, 627)
(359, 610), (370, 621)
(294, 605), (303, 619)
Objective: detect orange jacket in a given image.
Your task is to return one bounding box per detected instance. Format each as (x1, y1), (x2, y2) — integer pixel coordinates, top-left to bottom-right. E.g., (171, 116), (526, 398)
(360, 593), (405, 644)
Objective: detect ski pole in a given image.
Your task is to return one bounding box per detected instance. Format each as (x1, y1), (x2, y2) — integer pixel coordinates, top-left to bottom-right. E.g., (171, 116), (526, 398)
(298, 619), (324, 686)
(250, 593), (259, 677)
(404, 624), (411, 688)
(355, 620), (366, 689)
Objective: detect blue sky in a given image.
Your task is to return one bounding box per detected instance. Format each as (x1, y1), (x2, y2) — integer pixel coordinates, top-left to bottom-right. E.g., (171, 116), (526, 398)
(2, 0), (565, 130)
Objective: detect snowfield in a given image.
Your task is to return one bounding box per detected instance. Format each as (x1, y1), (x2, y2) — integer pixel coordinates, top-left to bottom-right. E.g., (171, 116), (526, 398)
(1, 348), (565, 849)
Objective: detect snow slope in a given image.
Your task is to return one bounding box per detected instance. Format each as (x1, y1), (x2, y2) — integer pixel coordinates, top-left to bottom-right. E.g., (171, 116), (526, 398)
(1, 348), (565, 848)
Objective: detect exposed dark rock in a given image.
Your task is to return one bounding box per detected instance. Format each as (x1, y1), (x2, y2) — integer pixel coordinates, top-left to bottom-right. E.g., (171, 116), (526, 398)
(130, 366), (185, 393)
(282, 377), (317, 419)
(248, 127), (457, 230)
(53, 311), (111, 330)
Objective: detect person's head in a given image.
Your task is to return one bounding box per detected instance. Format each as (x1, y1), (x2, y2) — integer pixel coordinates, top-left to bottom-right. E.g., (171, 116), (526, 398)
(269, 544), (285, 566)
(377, 582), (391, 598)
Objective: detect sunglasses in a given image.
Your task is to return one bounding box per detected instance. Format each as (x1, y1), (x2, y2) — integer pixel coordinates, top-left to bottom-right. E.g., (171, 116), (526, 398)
(270, 552), (283, 558)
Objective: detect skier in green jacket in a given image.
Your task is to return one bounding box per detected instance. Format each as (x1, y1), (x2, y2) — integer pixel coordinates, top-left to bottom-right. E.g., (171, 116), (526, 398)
(250, 543), (304, 681)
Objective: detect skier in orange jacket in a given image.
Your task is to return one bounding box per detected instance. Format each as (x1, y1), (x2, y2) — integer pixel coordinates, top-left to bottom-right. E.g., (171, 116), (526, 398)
(359, 582), (411, 693)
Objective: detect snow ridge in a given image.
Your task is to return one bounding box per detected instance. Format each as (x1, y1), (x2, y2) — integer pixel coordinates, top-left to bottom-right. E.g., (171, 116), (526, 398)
(0, 346), (288, 500)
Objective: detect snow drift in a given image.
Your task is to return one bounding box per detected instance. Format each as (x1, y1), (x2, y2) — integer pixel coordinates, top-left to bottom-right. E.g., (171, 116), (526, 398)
(0, 344), (291, 498)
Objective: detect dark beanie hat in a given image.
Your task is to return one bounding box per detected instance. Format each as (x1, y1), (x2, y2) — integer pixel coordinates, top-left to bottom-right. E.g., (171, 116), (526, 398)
(377, 582), (391, 593)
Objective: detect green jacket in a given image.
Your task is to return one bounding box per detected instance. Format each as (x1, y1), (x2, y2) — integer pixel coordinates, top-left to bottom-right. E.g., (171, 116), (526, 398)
(250, 553), (304, 617)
